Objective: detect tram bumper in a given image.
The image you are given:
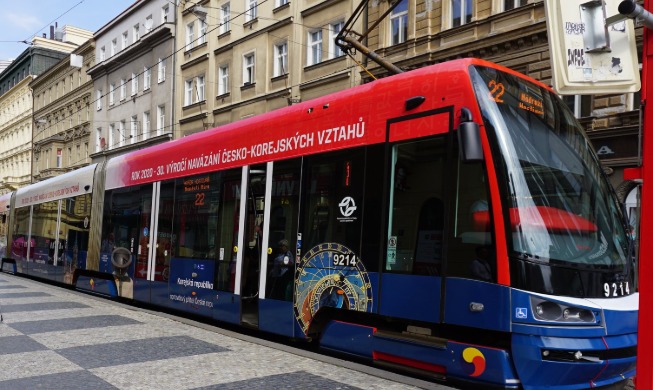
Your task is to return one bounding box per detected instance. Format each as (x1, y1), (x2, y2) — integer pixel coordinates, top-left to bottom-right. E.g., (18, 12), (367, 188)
(511, 332), (636, 389)
(510, 294), (638, 390)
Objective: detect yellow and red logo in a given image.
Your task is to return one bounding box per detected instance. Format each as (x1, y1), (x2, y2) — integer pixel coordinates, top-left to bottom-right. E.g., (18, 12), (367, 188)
(461, 347), (486, 377)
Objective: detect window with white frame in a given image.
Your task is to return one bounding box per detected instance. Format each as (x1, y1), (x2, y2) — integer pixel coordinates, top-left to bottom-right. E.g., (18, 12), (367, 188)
(158, 58), (166, 82)
(274, 42), (288, 77)
(119, 120), (126, 147)
(220, 3), (231, 34)
(109, 83), (115, 105)
(162, 5), (170, 23)
(100, 46), (106, 61)
(184, 79), (194, 106)
(133, 24), (140, 42)
(122, 31), (128, 50)
(218, 65), (229, 95)
(186, 22), (195, 51)
(144, 66), (151, 90)
(503, 0), (527, 11)
(131, 73), (138, 96)
(308, 30), (322, 66)
(109, 123), (115, 147)
(198, 19), (207, 45)
(96, 89), (102, 110)
(243, 53), (255, 85)
(143, 111), (150, 140)
(276, 0), (288, 7)
(145, 15), (153, 32)
(130, 115), (138, 143)
(196, 75), (205, 101)
(56, 148), (62, 168)
(111, 39), (117, 56)
(96, 127), (102, 152)
(451, 0), (472, 27)
(157, 105), (165, 135)
(245, 0), (257, 22)
(390, 0), (408, 45)
(330, 21), (345, 58)
(120, 79), (126, 100)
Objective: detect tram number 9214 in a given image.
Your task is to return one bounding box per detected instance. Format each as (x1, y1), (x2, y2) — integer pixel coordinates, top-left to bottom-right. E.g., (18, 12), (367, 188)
(333, 254), (357, 267)
(604, 282), (630, 297)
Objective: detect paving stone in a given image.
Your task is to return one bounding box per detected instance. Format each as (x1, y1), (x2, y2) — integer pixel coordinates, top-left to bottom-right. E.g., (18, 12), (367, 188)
(0, 335), (47, 354)
(57, 335), (229, 369)
(8, 315), (142, 335)
(0, 301), (89, 313)
(193, 371), (364, 390)
(0, 292), (51, 299)
(0, 370), (117, 390)
(0, 273), (433, 390)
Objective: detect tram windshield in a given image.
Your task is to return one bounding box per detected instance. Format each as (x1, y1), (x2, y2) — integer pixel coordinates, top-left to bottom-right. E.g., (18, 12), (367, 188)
(470, 66), (629, 272)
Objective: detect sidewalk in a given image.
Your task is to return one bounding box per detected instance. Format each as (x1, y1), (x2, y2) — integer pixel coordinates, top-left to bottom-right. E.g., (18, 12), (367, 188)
(0, 273), (449, 390)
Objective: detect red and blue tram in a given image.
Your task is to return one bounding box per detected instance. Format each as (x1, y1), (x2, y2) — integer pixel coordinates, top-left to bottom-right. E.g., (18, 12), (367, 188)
(0, 59), (637, 389)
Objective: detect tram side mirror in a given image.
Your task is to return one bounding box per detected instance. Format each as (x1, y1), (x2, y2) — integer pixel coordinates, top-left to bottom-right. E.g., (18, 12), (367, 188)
(458, 121), (484, 162)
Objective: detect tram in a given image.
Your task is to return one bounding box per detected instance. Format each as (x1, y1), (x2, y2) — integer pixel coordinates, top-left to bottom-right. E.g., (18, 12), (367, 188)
(0, 59), (637, 389)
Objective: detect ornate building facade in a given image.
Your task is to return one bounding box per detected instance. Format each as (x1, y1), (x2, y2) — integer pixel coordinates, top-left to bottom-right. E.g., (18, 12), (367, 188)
(30, 36), (95, 181)
(0, 33), (86, 193)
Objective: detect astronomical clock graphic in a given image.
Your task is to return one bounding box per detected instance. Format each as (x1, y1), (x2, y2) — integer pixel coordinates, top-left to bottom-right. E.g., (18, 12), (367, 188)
(294, 242), (373, 333)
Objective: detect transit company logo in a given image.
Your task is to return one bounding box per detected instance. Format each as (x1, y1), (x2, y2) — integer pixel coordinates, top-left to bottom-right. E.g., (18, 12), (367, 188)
(461, 347), (486, 377)
(338, 196), (357, 222)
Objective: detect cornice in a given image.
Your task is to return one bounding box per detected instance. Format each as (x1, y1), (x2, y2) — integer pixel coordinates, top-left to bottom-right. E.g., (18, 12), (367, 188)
(214, 18), (292, 55)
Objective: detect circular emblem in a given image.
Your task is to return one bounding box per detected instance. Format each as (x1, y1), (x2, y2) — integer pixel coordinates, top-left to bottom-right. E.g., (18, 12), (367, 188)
(338, 197), (357, 217)
(293, 242), (373, 334)
(461, 347), (486, 377)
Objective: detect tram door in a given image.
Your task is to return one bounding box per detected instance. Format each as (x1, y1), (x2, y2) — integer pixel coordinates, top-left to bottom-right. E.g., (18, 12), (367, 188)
(441, 138), (506, 331)
(240, 164), (271, 327)
(383, 113), (450, 323)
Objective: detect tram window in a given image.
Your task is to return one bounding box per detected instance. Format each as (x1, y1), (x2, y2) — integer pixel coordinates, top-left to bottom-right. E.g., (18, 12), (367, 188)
(31, 201), (59, 265)
(12, 207), (30, 262)
(446, 139), (496, 282)
(214, 167), (243, 292)
(0, 213), (7, 259)
(172, 172), (221, 260)
(386, 137), (446, 275)
(60, 194), (91, 283)
(154, 181), (175, 282)
(361, 144), (386, 272)
(265, 157), (301, 301)
(101, 185), (150, 283)
(302, 148), (365, 261)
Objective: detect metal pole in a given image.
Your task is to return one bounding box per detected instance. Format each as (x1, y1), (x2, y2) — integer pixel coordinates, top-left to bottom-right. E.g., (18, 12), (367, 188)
(621, 0), (653, 386)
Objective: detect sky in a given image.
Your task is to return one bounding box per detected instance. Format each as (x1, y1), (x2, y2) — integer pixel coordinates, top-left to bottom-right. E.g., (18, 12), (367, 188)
(0, 0), (138, 61)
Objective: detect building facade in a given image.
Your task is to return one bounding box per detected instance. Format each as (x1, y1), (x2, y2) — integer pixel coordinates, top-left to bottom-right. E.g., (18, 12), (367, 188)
(361, 0), (641, 219)
(175, 0), (363, 137)
(30, 35), (95, 182)
(0, 34), (84, 193)
(88, 0), (176, 161)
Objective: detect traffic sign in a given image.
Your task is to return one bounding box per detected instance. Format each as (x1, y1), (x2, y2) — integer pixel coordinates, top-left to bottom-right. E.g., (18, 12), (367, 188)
(545, 0), (640, 94)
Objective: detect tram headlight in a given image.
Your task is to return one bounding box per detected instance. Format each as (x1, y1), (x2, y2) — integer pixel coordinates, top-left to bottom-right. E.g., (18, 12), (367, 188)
(530, 297), (597, 324)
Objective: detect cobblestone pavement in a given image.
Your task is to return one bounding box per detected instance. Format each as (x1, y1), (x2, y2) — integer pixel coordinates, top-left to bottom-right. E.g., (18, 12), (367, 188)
(0, 274), (450, 390)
